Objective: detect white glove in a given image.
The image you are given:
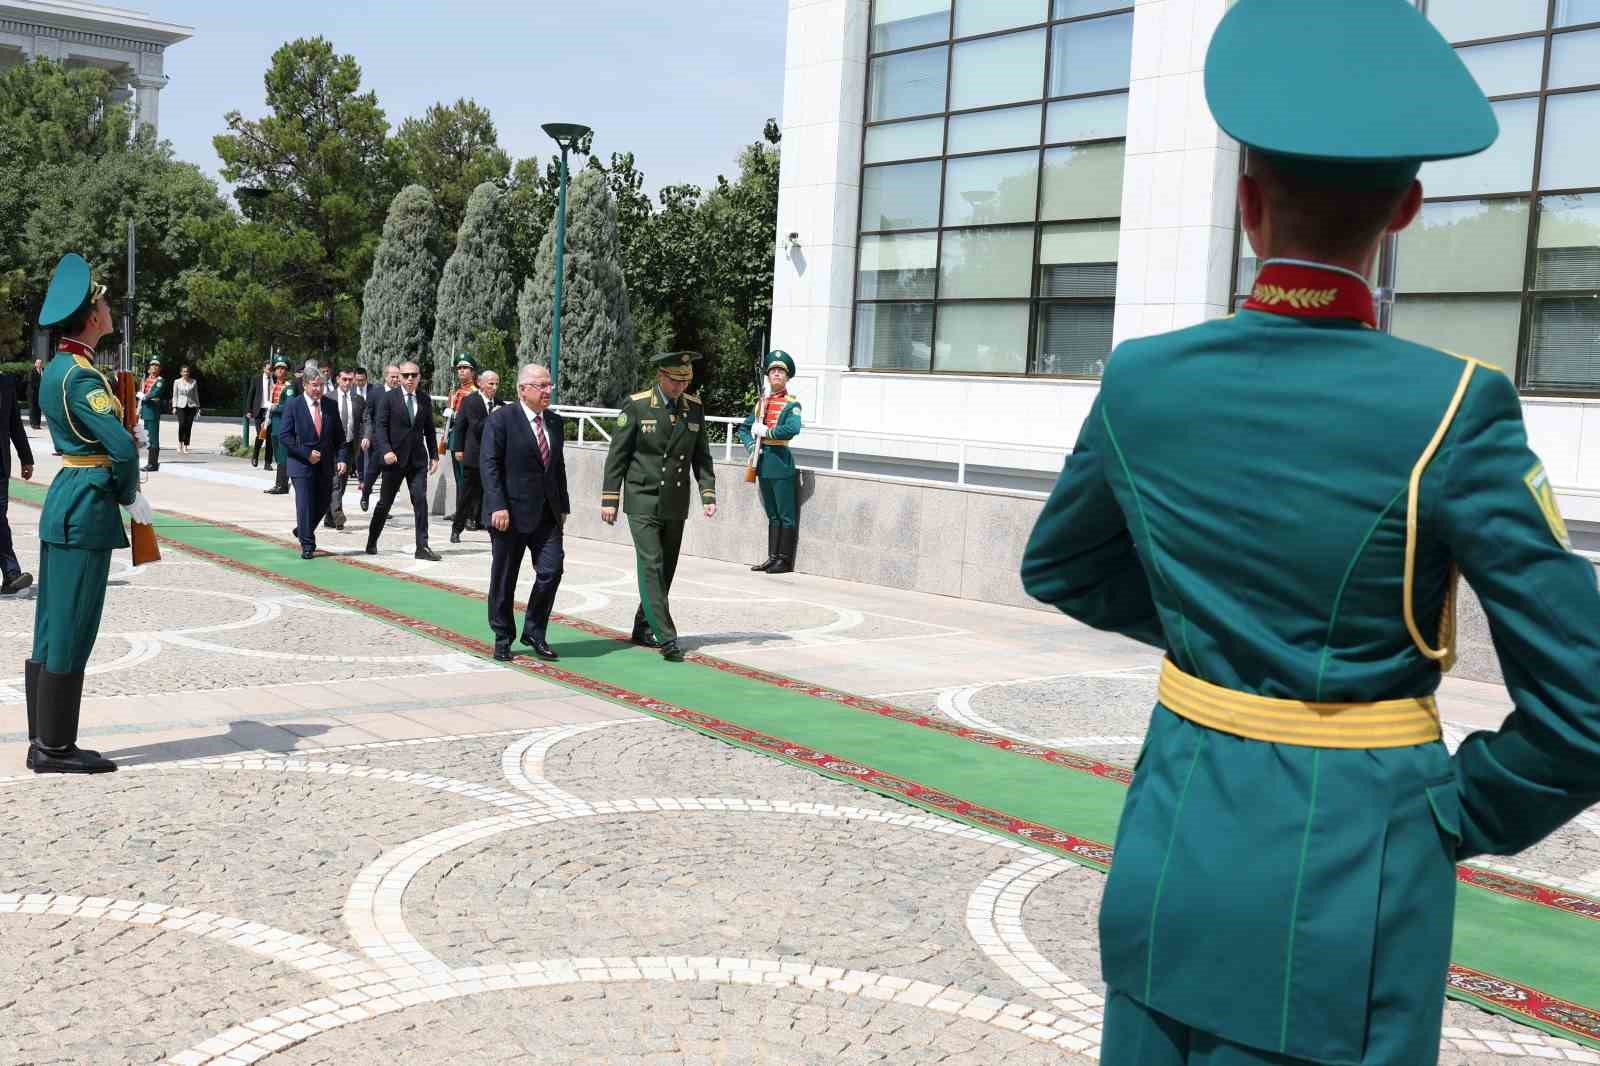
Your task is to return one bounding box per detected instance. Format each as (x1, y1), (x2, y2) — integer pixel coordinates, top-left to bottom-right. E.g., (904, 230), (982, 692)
(135, 392), (145, 403)
(751, 423), (768, 440)
(123, 495), (154, 525)
(132, 422), (148, 447)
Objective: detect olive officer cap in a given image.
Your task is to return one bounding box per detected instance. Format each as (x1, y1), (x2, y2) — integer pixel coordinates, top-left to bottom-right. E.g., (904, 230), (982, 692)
(453, 352), (478, 372)
(652, 350), (702, 382)
(765, 350), (796, 377)
(1205, 0), (1497, 188)
(38, 253), (107, 327)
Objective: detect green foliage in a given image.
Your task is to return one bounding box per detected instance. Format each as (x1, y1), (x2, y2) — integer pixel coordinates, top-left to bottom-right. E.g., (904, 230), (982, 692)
(359, 184), (445, 373)
(516, 168), (636, 408)
(467, 324), (514, 386)
(197, 37), (401, 363)
(395, 99), (510, 239)
(0, 269), (28, 357)
(431, 181), (516, 393)
(221, 433), (250, 458)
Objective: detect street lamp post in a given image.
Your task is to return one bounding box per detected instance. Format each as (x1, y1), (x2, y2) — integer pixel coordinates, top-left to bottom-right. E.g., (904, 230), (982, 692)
(540, 122), (591, 402)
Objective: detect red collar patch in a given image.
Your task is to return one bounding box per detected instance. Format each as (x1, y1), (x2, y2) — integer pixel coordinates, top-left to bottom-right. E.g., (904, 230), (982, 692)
(1242, 261), (1376, 328)
(56, 338), (96, 358)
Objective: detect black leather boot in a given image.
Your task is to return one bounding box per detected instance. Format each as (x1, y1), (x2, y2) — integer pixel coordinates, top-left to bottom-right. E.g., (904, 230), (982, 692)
(767, 528), (797, 574)
(751, 526), (780, 571)
(629, 608), (663, 648)
(24, 658), (40, 770)
(32, 670), (115, 774)
(141, 446), (159, 472)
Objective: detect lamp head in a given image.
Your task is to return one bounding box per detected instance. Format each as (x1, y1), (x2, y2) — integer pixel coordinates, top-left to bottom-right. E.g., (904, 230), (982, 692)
(541, 122), (593, 151)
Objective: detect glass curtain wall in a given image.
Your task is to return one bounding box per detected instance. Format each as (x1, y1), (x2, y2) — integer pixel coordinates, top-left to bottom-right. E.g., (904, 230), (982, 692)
(853, 0), (1134, 376)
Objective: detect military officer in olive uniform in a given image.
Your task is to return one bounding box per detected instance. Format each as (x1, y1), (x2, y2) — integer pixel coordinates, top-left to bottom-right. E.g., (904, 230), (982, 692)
(26, 254), (151, 774)
(137, 357), (165, 471)
(602, 351), (717, 662)
(264, 355), (297, 495)
(1021, 4), (1600, 1063)
(736, 350), (803, 574)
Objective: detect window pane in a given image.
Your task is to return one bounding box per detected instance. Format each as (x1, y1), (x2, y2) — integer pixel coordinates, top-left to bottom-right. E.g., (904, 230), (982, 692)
(1049, 13), (1133, 96)
(935, 303), (1031, 373)
(861, 160), (942, 230)
(1041, 142), (1125, 219)
(1555, 0), (1600, 27)
(864, 117), (945, 164)
(1035, 304), (1114, 376)
(1421, 98), (1538, 196)
(950, 29), (1046, 110)
(1456, 37), (1545, 97)
(872, 0), (951, 52)
(1536, 193), (1600, 288)
(869, 47), (949, 122)
(1237, 253), (1260, 299)
(1392, 296), (1523, 366)
(939, 227), (1035, 297)
(1527, 298), (1600, 388)
(1428, 0), (1547, 43)
(1541, 91), (1600, 189)
(954, 0), (1046, 37)
(1396, 199), (1530, 293)
(1550, 28), (1600, 88)
(1039, 221), (1120, 297)
(1055, 0), (1126, 18)
(858, 234), (940, 299)
(948, 104), (1041, 154)
(943, 151), (1041, 225)
(1046, 93), (1128, 142)
(853, 303), (934, 370)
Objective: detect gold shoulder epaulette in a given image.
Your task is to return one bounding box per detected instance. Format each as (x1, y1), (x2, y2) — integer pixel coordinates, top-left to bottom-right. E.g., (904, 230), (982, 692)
(629, 389), (652, 402)
(684, 393), (703, 405)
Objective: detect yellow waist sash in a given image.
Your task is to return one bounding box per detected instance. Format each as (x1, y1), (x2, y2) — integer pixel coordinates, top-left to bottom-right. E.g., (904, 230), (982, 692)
(1158, 660), (1441, 749)
(60, 454), (113, 468)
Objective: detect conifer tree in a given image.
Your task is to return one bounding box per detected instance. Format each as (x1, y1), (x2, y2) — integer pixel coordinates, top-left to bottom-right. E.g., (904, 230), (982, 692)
(432, 181), (516, 392)
(358, 184), (444, 372)
(516, 168), (636, 407)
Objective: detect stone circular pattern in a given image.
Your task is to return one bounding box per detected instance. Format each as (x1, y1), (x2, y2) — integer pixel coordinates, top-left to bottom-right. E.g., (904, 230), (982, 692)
(262, 979), (1080, 1065)
(404, 809), (1031, 1000)
(960, 674), (1156, 754)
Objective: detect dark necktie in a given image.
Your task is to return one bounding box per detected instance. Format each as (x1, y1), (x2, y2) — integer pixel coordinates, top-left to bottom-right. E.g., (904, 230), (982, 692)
(534, 414), (550, 466)
(405, 392), (415, 421)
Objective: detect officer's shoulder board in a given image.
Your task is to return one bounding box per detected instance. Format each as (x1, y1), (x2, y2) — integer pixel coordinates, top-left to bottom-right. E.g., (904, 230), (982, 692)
(629, 389), (653, 402)
(684, 393), (702, 406)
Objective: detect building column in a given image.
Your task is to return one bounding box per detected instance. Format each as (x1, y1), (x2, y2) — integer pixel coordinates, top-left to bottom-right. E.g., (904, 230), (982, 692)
(132, 73), (165, 129)
(770, 0), (869, 426)
(1114, 0), (1239, 346)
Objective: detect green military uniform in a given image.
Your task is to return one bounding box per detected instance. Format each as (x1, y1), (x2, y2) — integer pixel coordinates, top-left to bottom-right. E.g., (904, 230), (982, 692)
(1021, 3), (1600, 1063)
(266, 356), (297, 494)
(138, 358), (165, 471)
(735, 350), (803, 573)
(603, 352), (717, 659)
(28, 254), (137, 775)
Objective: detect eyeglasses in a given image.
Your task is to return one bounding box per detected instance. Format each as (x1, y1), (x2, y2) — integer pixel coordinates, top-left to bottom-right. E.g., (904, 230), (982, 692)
(400, 372), (420, 379)
(520, 382), (554, 391)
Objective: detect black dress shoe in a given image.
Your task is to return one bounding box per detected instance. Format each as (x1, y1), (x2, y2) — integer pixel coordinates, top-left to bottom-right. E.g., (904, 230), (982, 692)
(251, 458), (259, 468)
(1, 571), (32, 595)
(660, 641), (686, 663)
(493, 642), (514, 662)
(521, 636), (559, 661)
(265, 487), (289, 495)
(301, 548), (316, 559)
(449, 531), (461, 544)
(415, 547), (442, 561)
(360, 495), (369, 512)
(630, 627), (664, 649)
(365, 542), (379, 555)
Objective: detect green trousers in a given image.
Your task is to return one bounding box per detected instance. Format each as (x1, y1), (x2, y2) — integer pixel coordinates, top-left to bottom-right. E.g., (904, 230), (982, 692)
(1103, 990), (1436, 1065)
(758, 476), (798, 528)
(141, 409), (160, 450)
(628, 515), (685, 643)
(31, 541), (112, 673)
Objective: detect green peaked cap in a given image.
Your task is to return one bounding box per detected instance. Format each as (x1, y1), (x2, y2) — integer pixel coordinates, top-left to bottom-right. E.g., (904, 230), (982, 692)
(39, 253), (96, 327)
(1205, 0), (1497, 187)
(453, 352), (477, 371)
(765, 350), (796, 376)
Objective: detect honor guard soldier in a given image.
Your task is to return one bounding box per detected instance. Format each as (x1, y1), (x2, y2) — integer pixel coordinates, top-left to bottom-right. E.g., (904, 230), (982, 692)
(445, 351), (479, 532)
(27, 254), (152, 774)
(736, 350), (803, 574)
(264, 355), (296, 495)
(602, 351), (717, 662)
(137, 357), (165, 472)
(1021, 3), (1600, 1062)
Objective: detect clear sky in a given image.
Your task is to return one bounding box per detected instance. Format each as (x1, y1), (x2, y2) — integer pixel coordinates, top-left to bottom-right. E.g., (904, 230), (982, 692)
(145, 0), (787, 198)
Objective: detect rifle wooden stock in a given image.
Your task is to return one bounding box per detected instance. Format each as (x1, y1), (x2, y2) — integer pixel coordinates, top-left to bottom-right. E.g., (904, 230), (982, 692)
(114, 369), (160, 565)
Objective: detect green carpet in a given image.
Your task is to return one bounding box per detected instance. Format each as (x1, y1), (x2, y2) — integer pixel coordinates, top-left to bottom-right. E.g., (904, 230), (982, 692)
(10, 480), (1600, 1050)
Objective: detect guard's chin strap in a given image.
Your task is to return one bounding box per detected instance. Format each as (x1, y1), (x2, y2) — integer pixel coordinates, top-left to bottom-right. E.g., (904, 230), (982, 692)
(1403, 360), (1476, 671)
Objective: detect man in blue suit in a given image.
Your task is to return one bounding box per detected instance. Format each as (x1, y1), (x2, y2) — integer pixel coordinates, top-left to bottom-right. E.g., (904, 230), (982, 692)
(278, 364), (346, 559)
(481, 363), (569, 662)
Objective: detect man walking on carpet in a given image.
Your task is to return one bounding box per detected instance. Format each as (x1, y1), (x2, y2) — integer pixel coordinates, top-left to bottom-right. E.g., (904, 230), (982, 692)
(279, 366), (345, 558)
(367, 359), (440, 561)
(450, 368), (498, 544)
(1021, 3), (1600, 1063)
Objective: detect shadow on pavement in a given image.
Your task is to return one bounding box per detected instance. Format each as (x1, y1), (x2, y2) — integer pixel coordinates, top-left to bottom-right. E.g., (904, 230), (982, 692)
(101, 720), (333, 767)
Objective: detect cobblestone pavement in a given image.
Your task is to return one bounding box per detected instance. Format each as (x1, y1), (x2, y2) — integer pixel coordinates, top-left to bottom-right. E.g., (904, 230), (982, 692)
(0, 429), (1595, 1063)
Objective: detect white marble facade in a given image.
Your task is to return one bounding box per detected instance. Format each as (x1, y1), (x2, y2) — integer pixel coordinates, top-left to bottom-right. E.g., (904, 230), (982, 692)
(0, 0), (191, 131)
(771, 0), (1600, 522)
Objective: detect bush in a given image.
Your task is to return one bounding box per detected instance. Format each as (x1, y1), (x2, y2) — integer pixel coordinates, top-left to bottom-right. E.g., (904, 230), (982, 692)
(221, 434), (251, 458)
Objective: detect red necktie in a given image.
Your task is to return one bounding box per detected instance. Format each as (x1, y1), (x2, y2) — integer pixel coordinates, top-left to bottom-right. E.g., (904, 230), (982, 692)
(311, 401), (322, 437)
(534, 414), (550, 466)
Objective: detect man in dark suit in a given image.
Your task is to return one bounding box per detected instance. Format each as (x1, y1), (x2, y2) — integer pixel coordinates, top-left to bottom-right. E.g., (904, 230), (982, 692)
(27, 358), (44, 431)
(449, 368), (499, 543)
(481, 363), (569, 661)
(325, 367), (365, 531)
(368, 359), (440, 560)
(1, 370), (36, 594)
(245, 359), (273, 467)
(360, 363), (399, 510)
(278, 366), (346, 558)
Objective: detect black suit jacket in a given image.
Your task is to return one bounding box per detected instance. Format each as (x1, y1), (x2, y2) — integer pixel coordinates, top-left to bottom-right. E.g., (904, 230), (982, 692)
(480, 405), (570, 534)
(245, 372), (271, 416)
(373, 387), (437, 471)
(457, 391), (494, 467)
(360, 383), (387, 442)
(1, 374), (34, 479)
(330, 389), (365, 458)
